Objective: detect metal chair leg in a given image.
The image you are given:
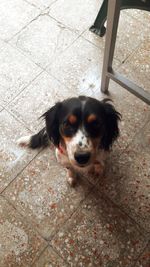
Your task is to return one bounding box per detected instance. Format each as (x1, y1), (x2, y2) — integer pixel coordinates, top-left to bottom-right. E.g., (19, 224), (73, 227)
(101, 0), (121, 93)
(89, 0), (108, 37)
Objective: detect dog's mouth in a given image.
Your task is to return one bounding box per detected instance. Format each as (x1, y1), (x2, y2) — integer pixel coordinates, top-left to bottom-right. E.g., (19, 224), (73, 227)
(70, 151), (93, 168)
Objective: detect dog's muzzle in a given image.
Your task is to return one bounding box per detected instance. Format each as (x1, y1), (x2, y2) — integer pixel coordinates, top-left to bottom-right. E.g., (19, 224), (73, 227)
(74, 151), (91, 166)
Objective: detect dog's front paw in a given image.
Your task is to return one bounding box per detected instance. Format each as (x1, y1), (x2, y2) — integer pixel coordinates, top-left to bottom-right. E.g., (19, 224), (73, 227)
(67, 168), (77, 187)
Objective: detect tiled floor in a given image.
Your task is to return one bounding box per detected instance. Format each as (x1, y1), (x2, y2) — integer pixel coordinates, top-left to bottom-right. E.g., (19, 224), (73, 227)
(0, 0), (150, 266)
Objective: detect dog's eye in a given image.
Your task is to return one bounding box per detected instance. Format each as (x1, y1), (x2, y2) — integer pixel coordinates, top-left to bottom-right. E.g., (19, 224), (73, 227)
(61, 120), (78, 137)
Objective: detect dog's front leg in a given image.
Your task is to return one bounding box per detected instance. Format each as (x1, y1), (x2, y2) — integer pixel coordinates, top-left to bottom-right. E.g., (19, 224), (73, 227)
(66, 167), (77, 187)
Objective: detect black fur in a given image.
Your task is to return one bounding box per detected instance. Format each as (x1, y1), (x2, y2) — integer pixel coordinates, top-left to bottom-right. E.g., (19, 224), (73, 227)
(42, 102), (62, 147)
(29, 96), (121, 151)
(100, 100), (121, 150)
(30, 128), (49, 149)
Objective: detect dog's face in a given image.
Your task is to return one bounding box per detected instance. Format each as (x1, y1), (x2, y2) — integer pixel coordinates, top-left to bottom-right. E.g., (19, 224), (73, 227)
(43, 96), (121, 168)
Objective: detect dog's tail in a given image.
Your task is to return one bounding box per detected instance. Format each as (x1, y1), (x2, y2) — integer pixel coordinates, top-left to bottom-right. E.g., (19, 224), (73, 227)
(17, 128), (49, 149)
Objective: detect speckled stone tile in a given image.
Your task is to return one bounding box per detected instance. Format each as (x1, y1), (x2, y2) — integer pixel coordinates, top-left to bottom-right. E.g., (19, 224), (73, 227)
(83, 11), (149, 63)
(32, 246), (68, 267)
(97, 120), (150, 233)
(119, 40), (150, 92)
(93, 80), (150, 154)
(0, 110), (38, 193)
(125, 9), (150, 25)
(47, 37), (119, 95)
(10, 15), (78, 68)
(0, 0), (40, 41)
(49, 0), (102, 33)
(0, 196), (46, 267)
(135, 243), (150, 267)
(3, 149), (93, 239)
(8, 71), (75, 132)
(51, 189), (147, 267)
(0, 41), (41, 106)
(26, 0), (57, 9)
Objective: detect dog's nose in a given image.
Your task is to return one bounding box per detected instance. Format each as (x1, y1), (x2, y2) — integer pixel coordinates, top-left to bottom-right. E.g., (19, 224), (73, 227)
(74, 152), (91, 165)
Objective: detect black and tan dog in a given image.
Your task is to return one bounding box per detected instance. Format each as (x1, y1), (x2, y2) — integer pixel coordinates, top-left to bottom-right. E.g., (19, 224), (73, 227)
(17, 96), (121, 186)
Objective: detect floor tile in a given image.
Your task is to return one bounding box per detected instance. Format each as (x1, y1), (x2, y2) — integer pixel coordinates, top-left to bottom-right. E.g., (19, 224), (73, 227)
(97, 121), (150, 233)
(135, 243), (150, 267)
(125, 9), (150, 25)
(83, 12), (149, 63)
(119, 40), (150, 92)
(47, 37), (119, 95)
(10, 15), (78, 68)
(0, 0), (40, 41)
(49, 0), (102, 33)
(32, 246), (68, 267)
(8, 71), (74, 132)
(0, 196), (46, 267)
(25, 0), (57, 9)
(51, 190), (147, 267)
(0, 41), (41, 106)
(0, 110), (38, 193)
(3, 149), (93, 239)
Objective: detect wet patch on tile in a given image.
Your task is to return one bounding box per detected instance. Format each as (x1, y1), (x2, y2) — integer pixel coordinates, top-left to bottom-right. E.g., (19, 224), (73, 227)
(3, 149), (93, 239)
(97, 121), (150, 232)
(10, 15), (78, 68)
(51, 189), (147, 267)
(49, 0), (102, 33)
(0, 0), (40, 41)
(8, 71), (74, 132)
(32, 246), (68, 267)
(0, 196), (46, 267)
(0, 110), (38, 193)
(0, 41), (41, 106)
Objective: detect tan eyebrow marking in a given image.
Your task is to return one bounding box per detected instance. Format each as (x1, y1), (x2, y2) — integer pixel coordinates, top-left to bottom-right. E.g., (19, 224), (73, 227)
(87, 114), (97, 123)
(68, 115), (77, 124)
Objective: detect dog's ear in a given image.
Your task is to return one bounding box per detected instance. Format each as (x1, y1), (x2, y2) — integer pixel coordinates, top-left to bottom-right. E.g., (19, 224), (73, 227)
(42, 102), (62, 147)
(100, 100), (121, 150)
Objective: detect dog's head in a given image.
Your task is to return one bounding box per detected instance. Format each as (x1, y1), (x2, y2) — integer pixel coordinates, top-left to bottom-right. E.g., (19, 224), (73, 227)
(43, 96), (121, 168)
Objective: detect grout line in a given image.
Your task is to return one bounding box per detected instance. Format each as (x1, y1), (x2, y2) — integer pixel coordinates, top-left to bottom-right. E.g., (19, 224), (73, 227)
(1, 148), (42, 195)
(132, 241), (150, 267)
(1, 193), (48, 241)
(3, 69), (44, 109)
(31, 244), (49, 266)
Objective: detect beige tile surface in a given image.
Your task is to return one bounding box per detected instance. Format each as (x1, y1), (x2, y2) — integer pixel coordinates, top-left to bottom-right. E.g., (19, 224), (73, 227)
(49, 0), (102, 33)
(0, 0), (150, 265)
(83, 11), (150, 63)
(0, 196), (46, 267)
(97, 121), (150, 232)
(8, 71), (74, 132)
(25, 0), (57, 9)
(0, 0), (40, 41)
(0, 41), (41, 106)
(0, 110), (38, 193)
(134, 243), (150, 267)
(119, 40), (150, 92)
(10, 15), (78, 68)
(32, 246), (68, 267)
(51, 190), (148, 267)
(3, 149), (93, 239)
(47, 37), (119, 95)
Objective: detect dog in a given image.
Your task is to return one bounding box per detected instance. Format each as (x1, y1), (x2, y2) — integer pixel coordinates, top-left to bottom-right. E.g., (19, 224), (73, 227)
(17, 96), (121, 186)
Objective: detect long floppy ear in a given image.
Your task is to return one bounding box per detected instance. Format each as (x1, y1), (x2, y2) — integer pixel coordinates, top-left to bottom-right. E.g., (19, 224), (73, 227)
(100, 100), (121, 151)
(42, 102), (62, 147)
